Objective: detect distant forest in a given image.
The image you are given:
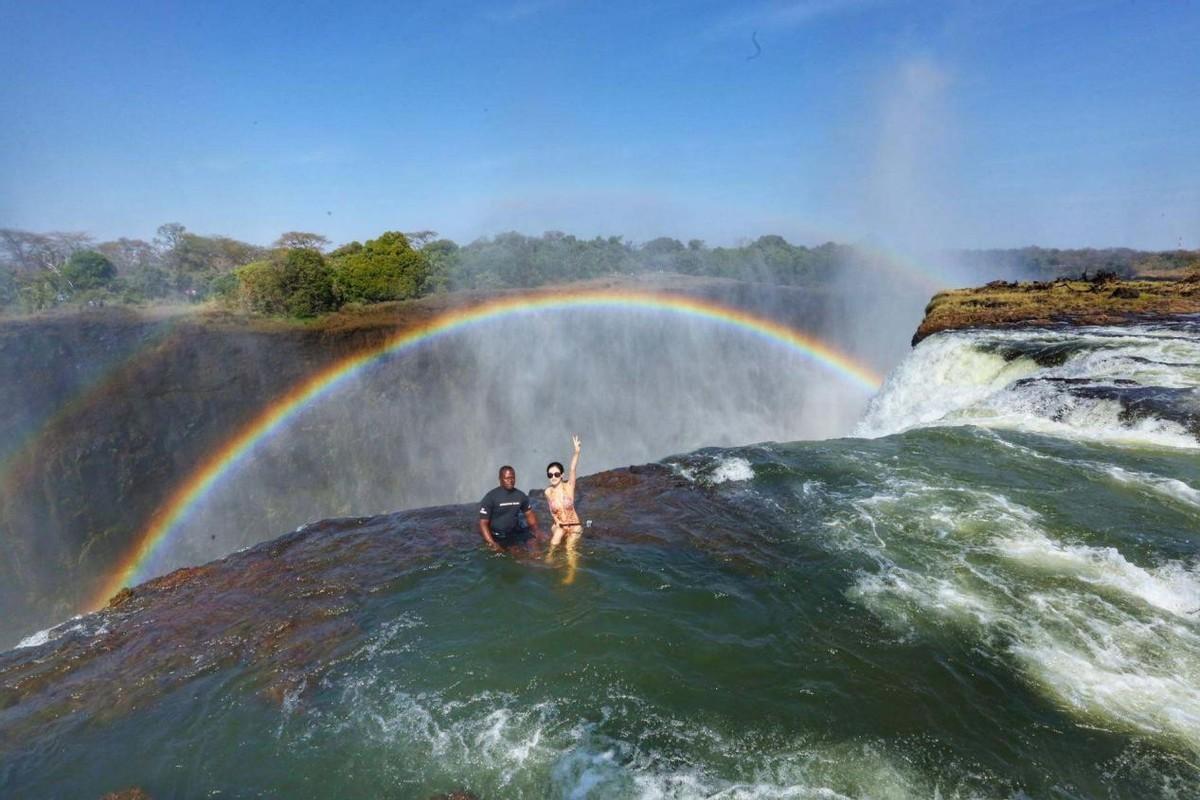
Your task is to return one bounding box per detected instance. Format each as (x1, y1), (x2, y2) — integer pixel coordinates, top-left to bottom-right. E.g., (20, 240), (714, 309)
(2, 225), (1197, 318)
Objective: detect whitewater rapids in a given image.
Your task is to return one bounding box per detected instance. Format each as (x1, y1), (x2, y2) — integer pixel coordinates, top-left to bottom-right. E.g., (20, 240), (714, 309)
(2, 320), (1198, 799)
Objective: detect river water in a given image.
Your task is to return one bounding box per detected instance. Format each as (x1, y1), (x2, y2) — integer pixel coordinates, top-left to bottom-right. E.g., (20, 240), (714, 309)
(2, 321), (1198, 798)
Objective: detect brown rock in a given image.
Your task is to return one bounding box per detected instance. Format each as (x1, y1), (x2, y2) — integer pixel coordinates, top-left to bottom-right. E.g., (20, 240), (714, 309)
(912, 278), (1200, 345)
(100, 789), (152, 800)
(105, 587), (136, 610)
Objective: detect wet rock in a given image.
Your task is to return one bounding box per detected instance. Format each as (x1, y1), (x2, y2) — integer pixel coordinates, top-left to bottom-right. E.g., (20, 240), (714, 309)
(0, 463), (756, 750)
(99, 789), (152, 800)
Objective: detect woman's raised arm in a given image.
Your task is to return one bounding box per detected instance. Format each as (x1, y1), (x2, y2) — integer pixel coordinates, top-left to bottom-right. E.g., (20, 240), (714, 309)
(568, 434), (581, 484)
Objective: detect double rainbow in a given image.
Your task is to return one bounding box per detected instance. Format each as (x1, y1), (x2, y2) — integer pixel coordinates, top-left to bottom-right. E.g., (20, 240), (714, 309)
(88, 288), (883, 610)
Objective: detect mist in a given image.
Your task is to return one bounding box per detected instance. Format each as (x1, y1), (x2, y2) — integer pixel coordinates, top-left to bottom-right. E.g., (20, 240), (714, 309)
(149, 298), (875, 578)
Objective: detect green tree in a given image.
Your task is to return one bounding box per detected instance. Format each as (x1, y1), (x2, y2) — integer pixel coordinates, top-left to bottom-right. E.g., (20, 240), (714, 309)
(123, 264), (173, 299)
(209, 272), (240, 303)
(234, 260), (287, 315)
(16, 273), (62, 311)
(155, 223), (264, 298)
(420, 238), (459, 294)
(61, 250), (117, 290)
(330, 231), (429, 303)
(234, 249), (338, 317)
(279, 248), (337, 317)
(642, 237), (685, 272)
(0, 266), (17, 308)
(96, 238), (160, 274)
(404, 230), (438, 249)
(328, 241), (364, 259)
(273, 231), (330, 251)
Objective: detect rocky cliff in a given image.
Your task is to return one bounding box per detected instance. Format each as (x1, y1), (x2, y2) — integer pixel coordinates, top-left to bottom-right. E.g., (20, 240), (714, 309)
(912, 275), (1200, 345)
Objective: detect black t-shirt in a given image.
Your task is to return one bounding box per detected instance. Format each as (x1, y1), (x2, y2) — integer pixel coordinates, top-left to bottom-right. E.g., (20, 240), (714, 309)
(479, 486), (531, 539)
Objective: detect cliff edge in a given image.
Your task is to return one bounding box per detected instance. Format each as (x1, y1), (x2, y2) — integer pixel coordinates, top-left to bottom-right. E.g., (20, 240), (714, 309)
(913, 274), (1200, 345)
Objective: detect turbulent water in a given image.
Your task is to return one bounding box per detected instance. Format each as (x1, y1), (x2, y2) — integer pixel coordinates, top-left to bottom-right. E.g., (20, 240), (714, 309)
(3, 321), (1199, 799)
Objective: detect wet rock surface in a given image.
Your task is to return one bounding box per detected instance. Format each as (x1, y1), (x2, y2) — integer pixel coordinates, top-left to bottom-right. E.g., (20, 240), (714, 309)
(0, 464), (711, 753)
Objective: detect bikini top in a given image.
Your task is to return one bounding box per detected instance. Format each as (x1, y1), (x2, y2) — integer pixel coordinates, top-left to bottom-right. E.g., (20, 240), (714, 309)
(547, 487), (575, 515)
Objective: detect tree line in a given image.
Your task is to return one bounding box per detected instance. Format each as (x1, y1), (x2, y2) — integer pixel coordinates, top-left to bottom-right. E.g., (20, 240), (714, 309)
(957, 246), (1200, 282)
(0, 227), (857, 317)
(2, 225), (1196, 318)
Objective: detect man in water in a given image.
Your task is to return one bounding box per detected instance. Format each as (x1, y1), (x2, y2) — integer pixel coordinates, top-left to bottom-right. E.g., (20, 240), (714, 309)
(478, 465), (543, 550)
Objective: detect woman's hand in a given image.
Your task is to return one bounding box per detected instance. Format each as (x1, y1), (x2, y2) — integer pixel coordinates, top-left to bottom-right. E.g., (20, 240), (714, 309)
(572, 434), (582, 453)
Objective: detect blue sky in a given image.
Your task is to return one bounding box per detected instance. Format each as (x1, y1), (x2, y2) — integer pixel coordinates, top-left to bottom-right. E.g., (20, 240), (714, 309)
(1, 0), (1197, 250)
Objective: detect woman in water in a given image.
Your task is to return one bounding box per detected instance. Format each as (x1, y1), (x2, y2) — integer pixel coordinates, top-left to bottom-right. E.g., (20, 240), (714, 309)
(545, 434), (582, 545)
(545, 434), (583, 583)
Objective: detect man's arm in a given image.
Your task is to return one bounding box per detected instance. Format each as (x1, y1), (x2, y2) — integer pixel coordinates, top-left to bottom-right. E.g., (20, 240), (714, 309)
(524, 508), (543, 540)
(478, 518), (501, 550)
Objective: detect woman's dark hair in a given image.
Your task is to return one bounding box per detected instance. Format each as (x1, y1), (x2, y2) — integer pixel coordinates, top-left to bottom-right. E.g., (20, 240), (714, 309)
(546, 461), (565, 478)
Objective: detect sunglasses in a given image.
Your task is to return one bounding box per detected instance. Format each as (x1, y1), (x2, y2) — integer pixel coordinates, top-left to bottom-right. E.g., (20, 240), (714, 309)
(547, 471), (562, 478)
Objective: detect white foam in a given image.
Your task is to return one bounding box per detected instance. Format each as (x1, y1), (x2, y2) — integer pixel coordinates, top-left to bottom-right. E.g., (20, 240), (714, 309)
(1013, 600), (1200, 751)
(14, 615), (86, 650)
(1105, 466), (1200, 509)
(851, 569), (1003, 635)
(312, 677), (954, 799)
(674, 456), (755, 485)
(994, 532), (1200, 618)
(831, 476), (1200, 754)
(15, 628), (54, 649)
(856, 333), (1038, 438)
(856, 326), (1200, 449)
(709, 457), (755, 484)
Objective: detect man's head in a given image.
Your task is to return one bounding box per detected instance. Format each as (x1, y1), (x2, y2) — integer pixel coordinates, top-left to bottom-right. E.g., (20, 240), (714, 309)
(498, 465), (516, 490)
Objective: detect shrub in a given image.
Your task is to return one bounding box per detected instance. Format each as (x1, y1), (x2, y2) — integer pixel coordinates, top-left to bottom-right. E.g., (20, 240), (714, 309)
(209, 272), (240, 304)
(61, 250), (117, 290)
(125, 264), (173, 299)
(235, 260), (287, 315)
(234, 249), (338, 318)
(329, 231), (429, 303)
(278, 248), (337, 317)
(17, 274), (63, 312)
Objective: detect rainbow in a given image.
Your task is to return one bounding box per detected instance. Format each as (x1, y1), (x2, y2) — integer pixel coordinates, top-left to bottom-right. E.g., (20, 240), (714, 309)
(88, 288), (883, 609)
